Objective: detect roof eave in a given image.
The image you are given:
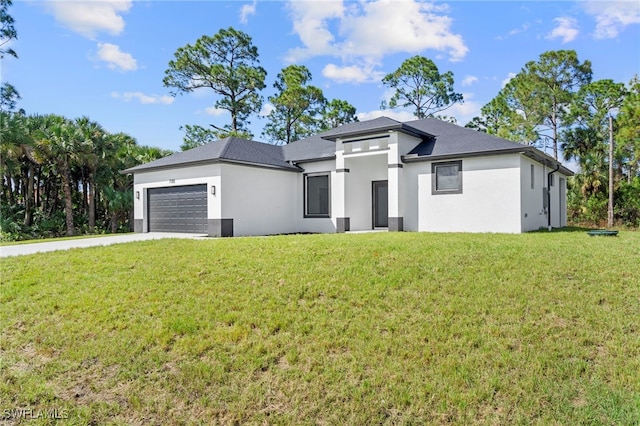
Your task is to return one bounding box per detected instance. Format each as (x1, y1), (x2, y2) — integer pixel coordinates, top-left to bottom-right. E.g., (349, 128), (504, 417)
(289, 155), (337, 164)
(402, 147), (526, 163)
(321, 123), (431, 142)
(401, 146), (575, 176)
(121, 158), (302, 174)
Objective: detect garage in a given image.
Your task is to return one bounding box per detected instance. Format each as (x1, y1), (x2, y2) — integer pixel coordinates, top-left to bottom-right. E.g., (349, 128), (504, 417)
(147, 185), (207, 233)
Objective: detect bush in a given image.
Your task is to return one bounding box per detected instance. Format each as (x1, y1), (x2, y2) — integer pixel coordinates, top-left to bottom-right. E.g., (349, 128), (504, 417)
(615, 177), (640, 227)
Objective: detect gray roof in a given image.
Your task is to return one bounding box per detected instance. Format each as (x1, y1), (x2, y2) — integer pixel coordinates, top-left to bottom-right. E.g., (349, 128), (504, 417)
(319, 116), (431, 141)
(403, 118), (573, 175)
(405, 118), (527, 158)
(122, 136), (301, 173)
(123, 117), (573, 176)
(282, 133), (336, 163)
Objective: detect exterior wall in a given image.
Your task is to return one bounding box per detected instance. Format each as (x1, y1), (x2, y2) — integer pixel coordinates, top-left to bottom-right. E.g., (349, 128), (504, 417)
(343, 154), (388, 231)
(520, 156), (547, 231)
(298, 160), (337, 234)
(332, 131), (421, 232)
(132, 145), (570, 237)
(519, 156), (569, 231)
(412, 154), (523, 233)
(133, 164), (221, 233)
(220, 164), (299, 236)
(402, 162), (420, 232)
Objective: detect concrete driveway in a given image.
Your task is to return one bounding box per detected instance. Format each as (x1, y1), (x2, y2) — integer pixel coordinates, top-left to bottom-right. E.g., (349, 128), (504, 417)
(0, 233), (208, 258)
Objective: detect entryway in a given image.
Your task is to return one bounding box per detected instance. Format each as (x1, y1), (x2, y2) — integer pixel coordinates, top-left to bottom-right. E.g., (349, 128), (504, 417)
(372, 180), (388, 228)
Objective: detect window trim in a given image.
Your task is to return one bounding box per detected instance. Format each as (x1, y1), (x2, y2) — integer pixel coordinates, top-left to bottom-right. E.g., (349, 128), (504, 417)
(303, 172), (331, 218)
(431, 160), (463, 195)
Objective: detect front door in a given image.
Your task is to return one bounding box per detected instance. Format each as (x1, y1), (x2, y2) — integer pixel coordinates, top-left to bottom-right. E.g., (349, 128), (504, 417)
(372, 180), (388, 228)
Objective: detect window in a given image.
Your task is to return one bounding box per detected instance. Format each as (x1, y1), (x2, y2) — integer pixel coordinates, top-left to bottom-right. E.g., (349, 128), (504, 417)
(432, 160), (462, 194)
(549, 174), (555, 187)
(531, 164), (535, 189)
(304, 173), (330, 217)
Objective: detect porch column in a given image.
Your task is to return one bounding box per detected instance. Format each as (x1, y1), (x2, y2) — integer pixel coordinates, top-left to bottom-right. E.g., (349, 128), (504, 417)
(334, 139), (350, 233)
(387, 135), (404, 231)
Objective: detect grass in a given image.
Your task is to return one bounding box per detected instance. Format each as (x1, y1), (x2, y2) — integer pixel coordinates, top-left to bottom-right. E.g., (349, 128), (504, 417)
(1, 232), (639, 425)
(0, 233), (133, 247)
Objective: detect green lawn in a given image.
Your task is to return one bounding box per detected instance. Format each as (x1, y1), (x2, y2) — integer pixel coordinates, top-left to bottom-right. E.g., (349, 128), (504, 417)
(1, 232), (639, 425)
(0, 233), (132, 246)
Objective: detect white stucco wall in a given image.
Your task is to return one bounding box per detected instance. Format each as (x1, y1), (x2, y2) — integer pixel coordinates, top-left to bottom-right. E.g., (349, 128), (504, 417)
(520, 157), (547, 231)
(297, 160), (337, 234)
(343, 154), (388, 231)
(519, 156), (569, 231)
(132, 163), (221, 232)
(412, 154), (523, 233)
(220, 164), (299, 236)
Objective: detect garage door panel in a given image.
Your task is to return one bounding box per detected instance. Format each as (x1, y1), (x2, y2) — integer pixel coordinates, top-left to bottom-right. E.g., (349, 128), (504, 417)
(148, 184), (207, 233)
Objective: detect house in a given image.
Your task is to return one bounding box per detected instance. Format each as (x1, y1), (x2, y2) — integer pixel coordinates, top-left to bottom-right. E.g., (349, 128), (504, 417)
(123, 117), (573, 236)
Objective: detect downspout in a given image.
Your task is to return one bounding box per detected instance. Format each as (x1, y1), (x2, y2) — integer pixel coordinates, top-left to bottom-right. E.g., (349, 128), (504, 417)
(547, 163), (561, 231)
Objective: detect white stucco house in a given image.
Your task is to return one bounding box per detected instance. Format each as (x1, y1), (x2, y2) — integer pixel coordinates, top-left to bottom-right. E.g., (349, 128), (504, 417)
(123, 117), (573, 236)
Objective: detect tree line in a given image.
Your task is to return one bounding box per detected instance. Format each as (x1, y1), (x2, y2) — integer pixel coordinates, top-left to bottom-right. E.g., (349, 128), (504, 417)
(1, 113), (171, 240)
(166, 28), (638, 228)
(1, 1), (170, 240)
(466, 50), (639, 228)
(164, 27), (462, 148)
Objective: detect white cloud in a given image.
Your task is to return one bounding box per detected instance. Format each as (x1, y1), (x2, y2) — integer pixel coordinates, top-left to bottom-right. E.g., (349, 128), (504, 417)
(286, 0), (468, 63)
(112, 92), (173, 105)
(240, 1), (257, 24)
(286, 0), (345, 60)
(445, 92), (481, 126)
(582, 1), (640, 39)
(509, 23), (530, 36)
(502, 72), (517, 88)
(546, 17), (579, 43)
(357, 109), (416, 122)
(322, 63), (383, 84)
(260, 103), (275, 117)
(96, 43), (137, 71)
(204, 107), (227, 116)
(462, 75), (478, 86)
(44, 0), (132, 39)
(360, 93), (478, 126)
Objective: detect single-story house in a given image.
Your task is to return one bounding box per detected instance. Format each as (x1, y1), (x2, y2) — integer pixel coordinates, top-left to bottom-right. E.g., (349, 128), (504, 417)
(123, 117), (573, 236)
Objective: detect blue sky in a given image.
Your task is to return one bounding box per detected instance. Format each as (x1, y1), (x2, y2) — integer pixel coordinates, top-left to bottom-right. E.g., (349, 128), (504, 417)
(4, 0), (639, 153)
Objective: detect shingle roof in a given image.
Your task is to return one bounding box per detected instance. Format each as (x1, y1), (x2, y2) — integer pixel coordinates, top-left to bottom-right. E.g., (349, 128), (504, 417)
(282, 133), (336, 163)
(319, 116), (431, 141)
(123, 117), (572, 176)
(404, 118), (525, 158)
(122, 137), (300, 173)
(402, 118), (573, 175)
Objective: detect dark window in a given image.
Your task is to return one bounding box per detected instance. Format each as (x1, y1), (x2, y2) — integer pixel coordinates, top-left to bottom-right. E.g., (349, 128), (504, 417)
(305, 173), (330, 217)
(432, 160), (462, 194)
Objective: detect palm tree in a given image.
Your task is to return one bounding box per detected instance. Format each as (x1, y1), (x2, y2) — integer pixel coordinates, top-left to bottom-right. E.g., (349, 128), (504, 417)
(75, 116), (107, 233)
(37, 115), (78, 236)
(0, 111), (38, 226)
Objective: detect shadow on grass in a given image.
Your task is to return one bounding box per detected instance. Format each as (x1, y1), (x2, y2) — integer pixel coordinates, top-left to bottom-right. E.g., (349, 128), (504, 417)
(529, 226), (597, 234)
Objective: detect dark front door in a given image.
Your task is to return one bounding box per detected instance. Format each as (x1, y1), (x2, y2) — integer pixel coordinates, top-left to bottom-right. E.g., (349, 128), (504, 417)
(372, 180), (388, 228)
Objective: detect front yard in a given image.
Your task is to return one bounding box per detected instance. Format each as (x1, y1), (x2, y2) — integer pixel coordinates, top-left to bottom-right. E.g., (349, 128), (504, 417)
(1, 231), (639, 424)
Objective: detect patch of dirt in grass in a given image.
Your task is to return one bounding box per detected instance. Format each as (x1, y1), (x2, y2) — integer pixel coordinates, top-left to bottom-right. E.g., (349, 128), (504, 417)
(59, 362), (127, 407)
(7, 343), (55, 375)
(572, 396), (588, 408)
